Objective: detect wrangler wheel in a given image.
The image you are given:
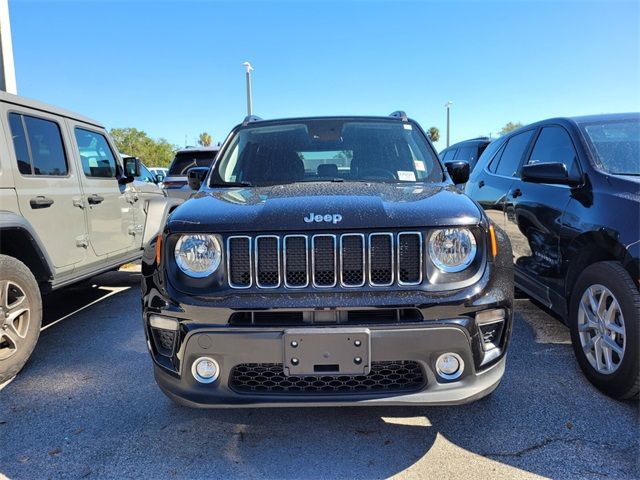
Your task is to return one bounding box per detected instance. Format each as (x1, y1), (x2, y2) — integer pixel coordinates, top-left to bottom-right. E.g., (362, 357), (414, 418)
(0, 255), (42, 384)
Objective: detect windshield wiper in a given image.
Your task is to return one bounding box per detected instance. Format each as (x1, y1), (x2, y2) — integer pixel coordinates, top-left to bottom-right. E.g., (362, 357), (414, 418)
(299, 178), (345, 183)
(211, 181), (255, 187)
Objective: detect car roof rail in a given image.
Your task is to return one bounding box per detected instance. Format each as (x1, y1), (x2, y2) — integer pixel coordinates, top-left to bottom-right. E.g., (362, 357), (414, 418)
(242, 115), (263, 126)
(389, 111), (408, 122)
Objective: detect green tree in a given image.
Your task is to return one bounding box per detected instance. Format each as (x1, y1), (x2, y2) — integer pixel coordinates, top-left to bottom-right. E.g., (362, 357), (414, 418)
(109, 128), (176, 167)
(500, 122), (523, 136)
(427, 127), (440, 142)
(198, 132), (213, 147)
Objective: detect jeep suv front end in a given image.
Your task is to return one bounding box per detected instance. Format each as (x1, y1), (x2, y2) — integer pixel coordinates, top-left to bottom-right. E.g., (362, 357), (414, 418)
(141, 114), (514, 407)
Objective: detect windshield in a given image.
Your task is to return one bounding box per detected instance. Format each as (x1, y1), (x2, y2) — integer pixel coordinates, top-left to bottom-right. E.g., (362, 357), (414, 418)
(211, 119), (443, 186)
(581, 119), (640, 175)
(168, 150), (218, 176)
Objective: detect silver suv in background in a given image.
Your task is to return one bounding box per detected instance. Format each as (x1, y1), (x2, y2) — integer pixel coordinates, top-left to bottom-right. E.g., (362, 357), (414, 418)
(0, 91), (181, 383)
(163, 146), (220, 199)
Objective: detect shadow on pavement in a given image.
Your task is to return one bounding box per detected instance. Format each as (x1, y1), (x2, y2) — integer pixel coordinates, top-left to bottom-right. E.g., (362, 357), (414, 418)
(0, 271), (637, 479)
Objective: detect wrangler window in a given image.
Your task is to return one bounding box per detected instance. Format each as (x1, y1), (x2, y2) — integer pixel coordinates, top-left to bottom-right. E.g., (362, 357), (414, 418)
(8, 113), (68, 176)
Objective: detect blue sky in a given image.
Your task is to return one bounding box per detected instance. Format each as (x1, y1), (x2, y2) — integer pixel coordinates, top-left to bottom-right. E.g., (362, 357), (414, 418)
(8, 0), (640, 150)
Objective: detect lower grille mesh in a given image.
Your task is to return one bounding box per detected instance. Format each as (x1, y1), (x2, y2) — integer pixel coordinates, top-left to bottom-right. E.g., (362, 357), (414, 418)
(229, 361), (425, 395)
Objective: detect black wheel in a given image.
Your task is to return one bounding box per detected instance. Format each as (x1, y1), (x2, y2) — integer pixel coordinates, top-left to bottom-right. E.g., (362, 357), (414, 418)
(569, 261), (639, 400)
(0, 254), (42, 384)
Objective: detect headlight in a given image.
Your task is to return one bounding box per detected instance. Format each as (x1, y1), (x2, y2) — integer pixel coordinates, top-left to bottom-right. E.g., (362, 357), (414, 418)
(428, 228), (477, 273)
(174, 234), (222, 277)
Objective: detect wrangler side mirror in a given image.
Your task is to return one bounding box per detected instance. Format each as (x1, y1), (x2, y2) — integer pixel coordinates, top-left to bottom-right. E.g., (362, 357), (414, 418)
(119, 156), (141, 185)
(123, 156), (141, 178)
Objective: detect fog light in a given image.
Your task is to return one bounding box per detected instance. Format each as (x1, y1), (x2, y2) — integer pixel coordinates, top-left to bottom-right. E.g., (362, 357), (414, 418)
(436, 353), (464, 380)
(192, 357), (220, 383)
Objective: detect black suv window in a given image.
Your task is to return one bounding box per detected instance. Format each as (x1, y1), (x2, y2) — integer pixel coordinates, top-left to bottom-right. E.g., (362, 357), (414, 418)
(75, 128), (118, 178)
(442, 149), (457, 162)
(455, 146), (475, 162)
(528, 126), (579, 176)
(8, 113), (68, 176)
(493, 130), (535, 177)
(168, 151), (217, 176)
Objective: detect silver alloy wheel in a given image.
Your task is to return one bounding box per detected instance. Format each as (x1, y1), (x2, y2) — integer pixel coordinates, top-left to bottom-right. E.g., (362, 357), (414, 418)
(577, 284), (626, 375)
(0, 280), (31, 361)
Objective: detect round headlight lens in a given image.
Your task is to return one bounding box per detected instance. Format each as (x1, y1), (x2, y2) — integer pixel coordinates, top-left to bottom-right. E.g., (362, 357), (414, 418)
(174, 234), (221, 277)
(428, 228), (477, 273)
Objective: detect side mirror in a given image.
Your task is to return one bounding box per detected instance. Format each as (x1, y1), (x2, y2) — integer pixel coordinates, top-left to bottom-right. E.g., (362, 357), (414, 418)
(123, 156), (141, 178)
(187, 167), (209, 191)
(522, 162), (580, 186)
(155, 173), (165, 184)
(445, 160), (470, 185)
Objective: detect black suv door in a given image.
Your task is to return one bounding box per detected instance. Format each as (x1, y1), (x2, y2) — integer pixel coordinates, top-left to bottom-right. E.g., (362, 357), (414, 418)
(505, 125), (582, 302)
(471, 130), (535, 234)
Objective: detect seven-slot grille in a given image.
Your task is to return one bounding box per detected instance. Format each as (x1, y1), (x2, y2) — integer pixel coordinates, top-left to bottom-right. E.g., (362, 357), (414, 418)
(227, 232), (423, 289)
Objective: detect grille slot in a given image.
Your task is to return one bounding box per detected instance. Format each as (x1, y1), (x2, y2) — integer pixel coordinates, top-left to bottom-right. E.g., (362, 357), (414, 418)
(227, 236), (252, 288)
(229, 308), (423, 326)
(284, 235), (309, 288)
(312, 235), (337, 287)
(398, 232), (423, 285)
(255, 236), (280, 288)
(340, 234), (365, 287)
(369, 233), (394, 286)
(229, 361), (425, 395)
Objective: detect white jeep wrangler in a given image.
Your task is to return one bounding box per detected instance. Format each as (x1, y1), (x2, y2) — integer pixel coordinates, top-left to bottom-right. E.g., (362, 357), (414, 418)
(0, 91), (181, 382)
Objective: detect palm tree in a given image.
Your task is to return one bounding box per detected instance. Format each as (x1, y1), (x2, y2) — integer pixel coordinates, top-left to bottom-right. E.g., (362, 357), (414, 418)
(198, 132), (213, 147)
(427, 127), (440, 142)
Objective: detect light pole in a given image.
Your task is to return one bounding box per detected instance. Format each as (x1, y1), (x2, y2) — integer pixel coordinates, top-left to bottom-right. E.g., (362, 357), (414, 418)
(0, 0), (17, 94)
(242, 61), (254, 116)
(444, 101), (453, 147)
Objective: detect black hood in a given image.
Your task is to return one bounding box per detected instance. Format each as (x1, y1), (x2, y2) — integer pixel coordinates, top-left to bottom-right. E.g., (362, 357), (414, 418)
(167, 182), (484, 233)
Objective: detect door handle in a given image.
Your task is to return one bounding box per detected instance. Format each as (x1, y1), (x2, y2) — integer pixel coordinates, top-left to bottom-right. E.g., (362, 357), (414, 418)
(478, 180), (485, 188)
(510, 188), (522, 198)
(29, 196), (54, 209)
(87, 194), (105, 205)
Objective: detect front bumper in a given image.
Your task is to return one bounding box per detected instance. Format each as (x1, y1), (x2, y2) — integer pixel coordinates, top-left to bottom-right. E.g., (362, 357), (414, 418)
(150, 318), (509, 407)
(142, 228), (513, 407)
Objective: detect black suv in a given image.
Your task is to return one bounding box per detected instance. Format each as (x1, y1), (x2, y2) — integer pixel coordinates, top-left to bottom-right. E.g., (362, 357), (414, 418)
(142, 112), (513, 407)
(439, 137), (492, 172)
(465, 113), (639, 399)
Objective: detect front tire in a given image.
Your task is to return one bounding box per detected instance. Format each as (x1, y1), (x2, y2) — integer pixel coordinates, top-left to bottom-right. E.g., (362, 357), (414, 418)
(0, 255), (42, 384)
(569, 261), (639, 399)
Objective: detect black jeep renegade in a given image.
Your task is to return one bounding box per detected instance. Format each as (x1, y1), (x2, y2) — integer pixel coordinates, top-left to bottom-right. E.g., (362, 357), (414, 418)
(141, 112), (514, 407)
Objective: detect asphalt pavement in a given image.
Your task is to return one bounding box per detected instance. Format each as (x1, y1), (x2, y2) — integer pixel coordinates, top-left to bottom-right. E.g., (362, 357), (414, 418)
(0, 270), (638, 480)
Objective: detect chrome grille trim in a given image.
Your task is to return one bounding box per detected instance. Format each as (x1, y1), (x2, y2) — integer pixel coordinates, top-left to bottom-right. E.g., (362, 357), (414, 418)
(368, 232), (394, 287)
(283, 235), (309, 289)
(397, 232), (423, 286)
(227, 231), (424, 290)
(255, 235), (281, 289)
(311, 234), (337, 288)
(339, 233), (366, 287)
(227, 236), (253, 289)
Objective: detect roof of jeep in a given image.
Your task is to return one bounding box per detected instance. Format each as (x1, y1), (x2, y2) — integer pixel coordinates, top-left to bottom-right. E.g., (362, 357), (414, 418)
(0, 90), (103, 128)
(236, 115), (416, 129)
